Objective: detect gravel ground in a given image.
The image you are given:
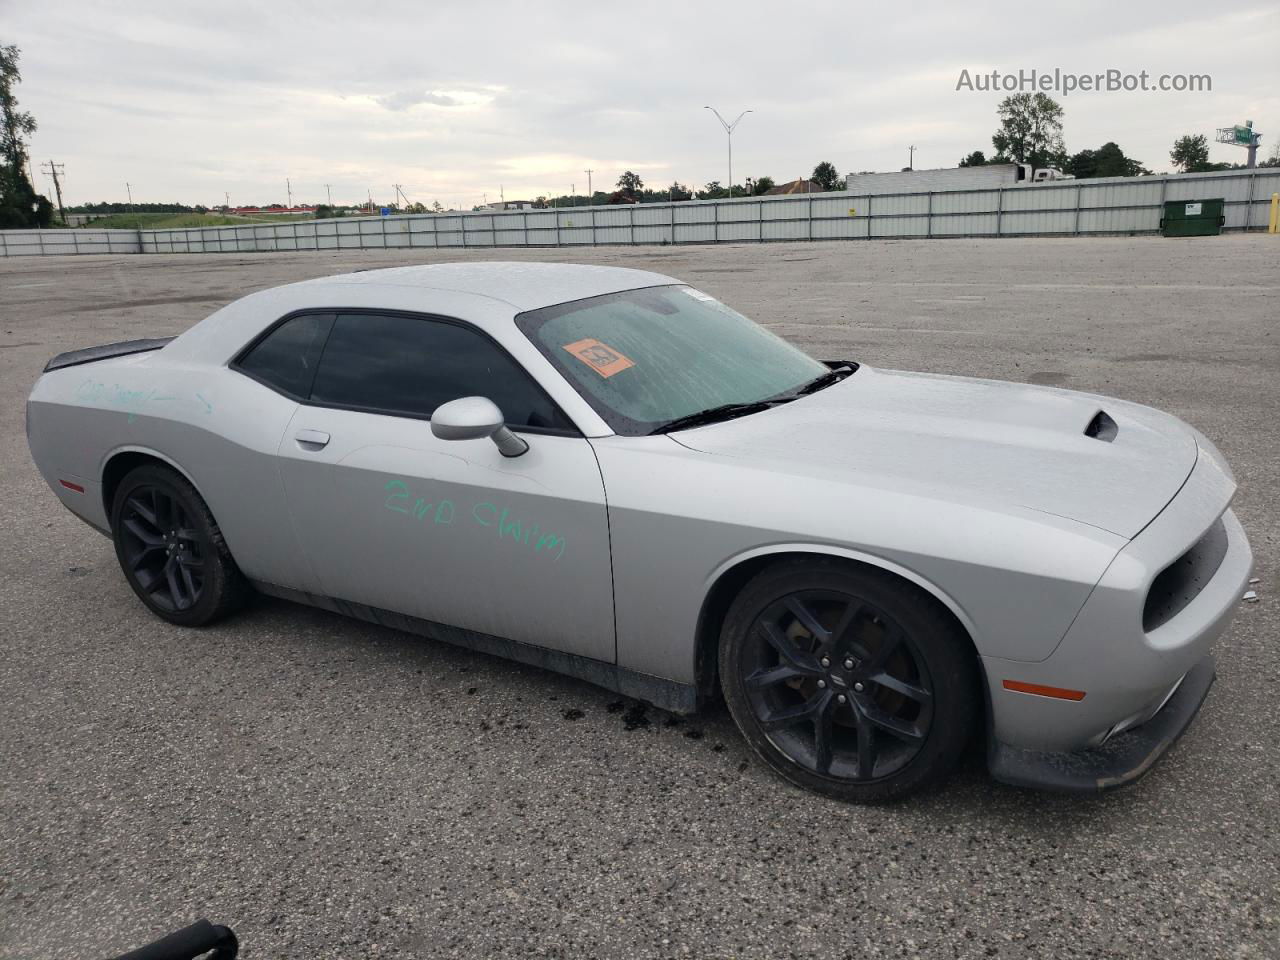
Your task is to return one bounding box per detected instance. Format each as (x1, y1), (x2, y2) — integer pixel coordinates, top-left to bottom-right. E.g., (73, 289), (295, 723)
(1, 236), (1276, 959)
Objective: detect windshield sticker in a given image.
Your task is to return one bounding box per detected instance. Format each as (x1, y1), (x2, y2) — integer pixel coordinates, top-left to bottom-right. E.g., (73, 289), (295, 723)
(563, 338), (635, 378)
(679, 287), (718, 302)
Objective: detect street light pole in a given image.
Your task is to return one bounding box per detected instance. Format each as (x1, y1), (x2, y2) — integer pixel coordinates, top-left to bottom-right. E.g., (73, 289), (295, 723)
(704, 106), (752, 198)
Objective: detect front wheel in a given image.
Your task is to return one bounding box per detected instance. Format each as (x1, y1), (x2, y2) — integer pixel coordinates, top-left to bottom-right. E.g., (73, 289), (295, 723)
(110, 464), (249, 627)
(720, 560), (979, 802)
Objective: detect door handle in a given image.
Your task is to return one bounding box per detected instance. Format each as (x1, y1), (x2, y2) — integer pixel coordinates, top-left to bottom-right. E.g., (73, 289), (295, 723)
(295, 428), (330, 448)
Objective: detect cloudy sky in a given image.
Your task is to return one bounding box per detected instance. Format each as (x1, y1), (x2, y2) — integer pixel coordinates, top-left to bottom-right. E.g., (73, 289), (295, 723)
(5, 0), (1277, 208)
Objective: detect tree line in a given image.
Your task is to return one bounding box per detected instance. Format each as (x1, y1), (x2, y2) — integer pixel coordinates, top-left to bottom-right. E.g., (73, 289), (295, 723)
(533, 162), (846, 209)
(0, 45), (52, 228)
(956, 92), (1279, 177)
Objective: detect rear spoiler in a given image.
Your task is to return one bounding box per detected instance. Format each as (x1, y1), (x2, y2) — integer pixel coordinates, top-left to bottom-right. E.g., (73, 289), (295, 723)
(44, 337), (175, 373)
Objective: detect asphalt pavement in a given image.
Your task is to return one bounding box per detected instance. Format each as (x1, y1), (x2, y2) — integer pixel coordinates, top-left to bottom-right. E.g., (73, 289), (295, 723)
(1, 235), (1276, 959)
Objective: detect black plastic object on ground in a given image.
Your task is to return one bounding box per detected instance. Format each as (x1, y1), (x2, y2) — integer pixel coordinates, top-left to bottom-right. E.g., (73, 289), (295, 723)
(108, 919), (238, 960)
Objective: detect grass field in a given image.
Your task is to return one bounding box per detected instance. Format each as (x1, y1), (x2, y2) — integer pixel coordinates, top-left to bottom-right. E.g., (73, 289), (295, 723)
(76, 212), (306, 229)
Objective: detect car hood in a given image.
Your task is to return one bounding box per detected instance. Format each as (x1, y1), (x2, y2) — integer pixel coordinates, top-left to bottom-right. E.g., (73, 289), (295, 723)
(670, 365), (1198, 539)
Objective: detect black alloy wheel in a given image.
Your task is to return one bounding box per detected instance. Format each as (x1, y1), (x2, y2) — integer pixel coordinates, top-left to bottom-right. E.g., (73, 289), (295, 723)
(118, 484), (207, 613)
(741, 589), (934, 782)
(721, 560), (978, 802)
(110, 464), (249, 627)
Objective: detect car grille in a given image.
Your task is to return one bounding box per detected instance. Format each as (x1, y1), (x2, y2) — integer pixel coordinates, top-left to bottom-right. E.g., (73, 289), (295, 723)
(1143, 517), (1229, 633)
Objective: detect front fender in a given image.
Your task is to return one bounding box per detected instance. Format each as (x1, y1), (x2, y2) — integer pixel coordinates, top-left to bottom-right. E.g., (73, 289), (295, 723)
(701, 541), (983, 645)
(592, 434), (1124, 686)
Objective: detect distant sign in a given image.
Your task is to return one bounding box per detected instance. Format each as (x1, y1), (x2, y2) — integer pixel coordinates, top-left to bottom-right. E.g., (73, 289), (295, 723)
(380, 207), (391, 217)
(1233, 126), (1254, 145)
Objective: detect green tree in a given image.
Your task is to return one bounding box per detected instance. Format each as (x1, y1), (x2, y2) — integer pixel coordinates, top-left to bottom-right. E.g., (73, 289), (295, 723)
(1068, 141), (1148, 179)
(1170, 134), (1212, 173)
(811, 161), (841, 190)
(991, 93), (1066, 170)
(958, 151), (988, 167)
(616, 170), (644, 199)
(0, 44), (51, 228)
(698, 181), (726, 199)
(751, 176), (775, 196)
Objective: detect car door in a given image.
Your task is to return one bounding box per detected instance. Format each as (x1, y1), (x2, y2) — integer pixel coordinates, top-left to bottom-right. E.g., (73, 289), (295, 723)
(274, 310), (616, 664)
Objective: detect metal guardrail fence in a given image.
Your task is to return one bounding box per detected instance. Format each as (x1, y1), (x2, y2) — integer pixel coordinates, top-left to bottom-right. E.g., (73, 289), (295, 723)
(3, 168), (1278, 257)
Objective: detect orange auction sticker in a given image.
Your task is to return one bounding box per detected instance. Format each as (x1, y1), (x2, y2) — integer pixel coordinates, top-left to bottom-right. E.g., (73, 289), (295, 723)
(562, 338), (635, 378)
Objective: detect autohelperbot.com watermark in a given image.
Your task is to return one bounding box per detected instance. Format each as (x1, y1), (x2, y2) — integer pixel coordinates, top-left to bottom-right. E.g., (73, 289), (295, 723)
(955, 68), (1211, 96)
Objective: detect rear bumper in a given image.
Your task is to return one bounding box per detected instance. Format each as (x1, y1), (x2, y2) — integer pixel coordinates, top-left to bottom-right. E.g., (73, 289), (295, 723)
(988, 654), (1215, 792)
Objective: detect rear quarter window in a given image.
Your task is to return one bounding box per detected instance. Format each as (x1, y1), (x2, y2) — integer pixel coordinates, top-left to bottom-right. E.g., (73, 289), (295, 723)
(235, 313), (334, 399)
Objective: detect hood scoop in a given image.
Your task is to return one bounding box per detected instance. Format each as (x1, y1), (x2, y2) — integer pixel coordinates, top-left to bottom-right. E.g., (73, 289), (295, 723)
(1084, 409), (1118, 442)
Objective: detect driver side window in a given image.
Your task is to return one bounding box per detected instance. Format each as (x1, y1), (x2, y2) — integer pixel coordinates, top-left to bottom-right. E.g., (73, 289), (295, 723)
(308, 312), (574, 432)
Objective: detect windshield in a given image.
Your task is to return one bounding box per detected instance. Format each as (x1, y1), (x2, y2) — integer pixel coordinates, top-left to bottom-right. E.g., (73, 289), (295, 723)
(515, 285), (829, 435)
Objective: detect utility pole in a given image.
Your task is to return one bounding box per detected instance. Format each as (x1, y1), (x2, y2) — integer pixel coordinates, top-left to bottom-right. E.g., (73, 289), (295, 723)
(286, 177), (293, 209)
(704, 106), (753, 198)
(584, 168), (593, 200)
(324, 184), (333, 206)
(393, 184), (410, 209)
(908, 145), (916, 170)
(225, 191), (230, 211)
(41, 161), (67, 224)
(126, 182), (133, 213)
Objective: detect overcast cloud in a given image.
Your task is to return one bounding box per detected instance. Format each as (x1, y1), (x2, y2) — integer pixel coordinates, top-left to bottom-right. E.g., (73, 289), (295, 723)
(4, 0), (1277, 208)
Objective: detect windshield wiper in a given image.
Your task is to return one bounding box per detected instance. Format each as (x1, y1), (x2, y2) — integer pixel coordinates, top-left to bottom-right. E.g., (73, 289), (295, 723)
(794, 362), (857, 396)
(649, 398), (794, 435)
(649, 364), (856, 435)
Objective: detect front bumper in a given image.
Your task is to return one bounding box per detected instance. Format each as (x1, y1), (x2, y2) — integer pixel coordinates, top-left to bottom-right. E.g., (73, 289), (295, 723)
(983, 439), (1252, 791)
(988, 654), (1215, 792)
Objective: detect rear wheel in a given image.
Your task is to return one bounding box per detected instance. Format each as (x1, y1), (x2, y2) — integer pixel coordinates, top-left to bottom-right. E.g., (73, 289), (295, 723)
(720, 560), (978, 802)
(110, 464), (249, 627)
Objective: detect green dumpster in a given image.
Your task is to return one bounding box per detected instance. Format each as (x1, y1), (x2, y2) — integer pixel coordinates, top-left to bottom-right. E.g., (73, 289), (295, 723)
(1160, 198), (1225, 237)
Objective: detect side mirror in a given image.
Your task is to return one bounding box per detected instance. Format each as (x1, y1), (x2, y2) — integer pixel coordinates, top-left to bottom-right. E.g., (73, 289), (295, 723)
(430, 396), (529, 458)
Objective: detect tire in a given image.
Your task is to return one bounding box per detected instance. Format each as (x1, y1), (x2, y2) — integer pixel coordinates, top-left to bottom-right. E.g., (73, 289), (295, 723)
(720, 559), (979, 803)
(109, 463), (250, 627)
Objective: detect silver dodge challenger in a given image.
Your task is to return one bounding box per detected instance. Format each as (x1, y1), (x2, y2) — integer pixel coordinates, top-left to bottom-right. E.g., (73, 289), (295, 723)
(27, 263), (1253, 801)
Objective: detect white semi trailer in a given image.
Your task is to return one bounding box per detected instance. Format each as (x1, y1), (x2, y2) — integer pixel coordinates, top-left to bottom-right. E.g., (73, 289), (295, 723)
(843, 164), (1072, 195)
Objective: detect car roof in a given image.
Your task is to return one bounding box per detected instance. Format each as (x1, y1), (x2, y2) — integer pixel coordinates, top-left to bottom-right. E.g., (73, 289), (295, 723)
(164, 261), (686, 382)
(295, 261), (680, 311)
